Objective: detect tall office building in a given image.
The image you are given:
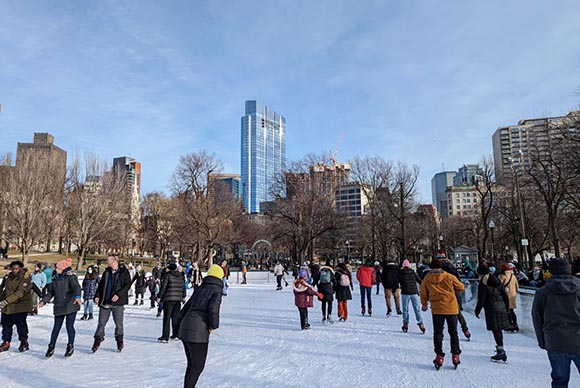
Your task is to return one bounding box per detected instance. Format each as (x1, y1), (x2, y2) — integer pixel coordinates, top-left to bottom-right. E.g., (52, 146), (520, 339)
(431, 171), (456, 218)
(208, 173), (242, 202)
(241, 100), (286, 213)
(112, 156), (142, 223)
(16, 133), (67, 180)
(492, 112), (578, 181)
(453, 164), (483, 186)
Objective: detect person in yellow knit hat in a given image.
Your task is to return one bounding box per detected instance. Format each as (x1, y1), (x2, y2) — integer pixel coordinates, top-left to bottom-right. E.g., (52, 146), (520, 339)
(176, 264), (224, 388)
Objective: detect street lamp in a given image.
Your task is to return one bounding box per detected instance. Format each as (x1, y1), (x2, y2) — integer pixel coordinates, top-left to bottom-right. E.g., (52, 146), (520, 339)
(509, 153), (530, 269)
(489, 220), (496, 263)
(345, 240), (350, 263)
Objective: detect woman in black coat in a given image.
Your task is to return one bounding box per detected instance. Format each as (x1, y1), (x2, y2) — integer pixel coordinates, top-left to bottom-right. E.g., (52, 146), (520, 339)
(176, 264), (224, 388)
(475, 264), (511, 363)
(39, 258), (82, 357)
(334, 263), (353, 322)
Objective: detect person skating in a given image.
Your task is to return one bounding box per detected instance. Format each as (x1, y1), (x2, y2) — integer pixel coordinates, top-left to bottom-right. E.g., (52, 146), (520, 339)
(273, 261), (288, 290)
(42, 262), (54, 295)
(189, 262), (203, 289)
(335, 263), (353, 322)
(314, 259), (336, 324)
(31, 263), (47, 315)
(498, 263), (520, 332)
(0, 261), (33, 353)
(474, 264), (511, 363)
(157, 265), (170, 317)
(176, 264), (224, 388)
(374, 261), (382, 295)
(157, 263), (186, 342)
(240, 260), (248, 284)
(532, 257), (580, 388)
(92, 256), (132, 353)
(356, 260), (376, 316)
(398, 260), (425, 334)
(133, 267), (147, 306)
(441, 257), (471, 340)
(38, 258), (82, 358)
(147, 273), (159, 309)
(220, 260), (230, 296)
(81, 265), (99, 320)
(293, 270), (323, 330)
(420, 259), (465, 370)
(381, 258), (402, 316)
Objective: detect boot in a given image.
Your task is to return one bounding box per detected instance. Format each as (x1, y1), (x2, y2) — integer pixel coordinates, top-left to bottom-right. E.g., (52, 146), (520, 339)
(433, 355), (444, 370)
(116, 336), (124, 352)
(452, 354), (461, 369)
(396, 309), (403, 315)
(386, 308), (392, 317)
(80, 314), (88, 321)
(0, 341), (10, 353)
(45, 344), (56, 358)
(463, 329), (471, 341)
(361, 306), (366, 316)
(88, 313), (94, 320)
(18, 337), (29, 352)
(418, 323), (426, 334)
(64, 344), (74, 357)
(402, 322), (409, 332)
(91, 337), (102, 353)
(491, 346), (507, 363)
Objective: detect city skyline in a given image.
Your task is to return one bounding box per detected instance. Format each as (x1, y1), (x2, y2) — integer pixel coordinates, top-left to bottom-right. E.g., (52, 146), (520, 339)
(1, 1), (580, 201)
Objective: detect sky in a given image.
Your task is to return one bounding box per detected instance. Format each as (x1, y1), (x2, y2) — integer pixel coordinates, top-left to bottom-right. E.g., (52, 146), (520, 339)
(1, 0), (580, 202)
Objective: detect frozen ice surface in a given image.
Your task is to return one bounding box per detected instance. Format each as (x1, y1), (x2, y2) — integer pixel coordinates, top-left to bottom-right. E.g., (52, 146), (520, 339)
(0, 283), (577, 387)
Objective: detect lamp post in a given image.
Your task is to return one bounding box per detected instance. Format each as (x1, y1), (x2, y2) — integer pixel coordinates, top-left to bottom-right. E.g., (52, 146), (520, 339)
(510, 153), (530, 269)
(345, 240), (350, 263)
(489, 220), (496, 264)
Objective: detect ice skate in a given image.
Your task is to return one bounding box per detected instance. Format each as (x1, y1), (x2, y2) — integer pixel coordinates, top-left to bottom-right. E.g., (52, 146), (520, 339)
(463, 329), (471, 341)
(116, 336), (124, 351)
(158, 337), (169, 343)
(452, 354), (461, 369)
(0, 341), (10, 353)
(361, 306), (366, 316)
(64, 344), (74, 357)
(18, 337), (29, 352)
(368, 308), (372, 317)
(80, 314), (88, 321)
(418, 323), (426, 334)
(433, 355), (444, 370)
(45, 344), (55, 358)
(91, 337), (102, 353)
(491, 346), (507, 363)
(402, 322), (408, 332)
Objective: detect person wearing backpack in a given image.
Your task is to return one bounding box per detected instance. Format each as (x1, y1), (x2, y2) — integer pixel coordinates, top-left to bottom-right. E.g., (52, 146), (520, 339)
(335, 263), (353, 321)
(499, 263), (519, 332)
(314, 259), (336, 324)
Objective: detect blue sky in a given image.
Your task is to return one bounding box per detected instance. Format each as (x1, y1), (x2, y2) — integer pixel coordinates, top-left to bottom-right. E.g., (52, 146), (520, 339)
(1, 0), (580, 202)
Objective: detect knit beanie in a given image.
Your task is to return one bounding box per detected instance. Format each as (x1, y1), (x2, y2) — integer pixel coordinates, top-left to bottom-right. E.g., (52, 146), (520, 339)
(168, 263), (177, 271)
(207, 264), (224, 279)
(549, 257), (571, 276)
(402, 260), (411, 268)
(430, 259), (443, 269)
(56, 258), (73, 272)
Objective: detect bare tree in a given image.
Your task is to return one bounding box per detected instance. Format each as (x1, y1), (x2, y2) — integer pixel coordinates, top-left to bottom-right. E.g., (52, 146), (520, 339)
(140, 192), (175, 258)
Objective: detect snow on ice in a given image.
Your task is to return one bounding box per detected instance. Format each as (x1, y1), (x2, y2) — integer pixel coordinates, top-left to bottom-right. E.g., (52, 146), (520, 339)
(1, 283), (577, 387)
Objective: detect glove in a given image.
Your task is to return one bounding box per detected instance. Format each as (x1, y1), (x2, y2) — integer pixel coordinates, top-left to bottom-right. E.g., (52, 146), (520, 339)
(0, 300), (8, 310)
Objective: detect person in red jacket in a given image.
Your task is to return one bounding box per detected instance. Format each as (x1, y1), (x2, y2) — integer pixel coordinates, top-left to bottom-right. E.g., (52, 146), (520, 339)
(356, 260), (376, 316)
(293, 270), (323, 330)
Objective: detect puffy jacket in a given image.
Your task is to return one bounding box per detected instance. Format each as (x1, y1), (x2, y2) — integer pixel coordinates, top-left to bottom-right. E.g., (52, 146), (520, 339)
(42, 269), (82, 317)
(420, 269), (464, 315)
(43, 267), (54, 285)
(82, 275), (100, 300)
(0, 268), (33, 315)
(177, 276), (223, 343)
(532, 275), (580, 354)
(95, 266), (132, 307)
(475, 274), (510, 332)
(498, 271), (519, 310)
(134, 271), (147, 292)
(381, 263), (400, 290)
(293, 279), (316, 308)
(398, 268), (421, 295)
(356, 266), (376, 288)
(158, 270), (186, 302)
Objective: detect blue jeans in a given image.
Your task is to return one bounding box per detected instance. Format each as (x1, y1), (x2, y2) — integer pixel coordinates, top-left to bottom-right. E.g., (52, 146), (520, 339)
(50, 312), (77, 345)
(360, 286), (372, 309)
(222, 278), (228, 296)
(401, 294), (423, 324)
(84, 300), (94, 315)
(548, 351), (580, 388)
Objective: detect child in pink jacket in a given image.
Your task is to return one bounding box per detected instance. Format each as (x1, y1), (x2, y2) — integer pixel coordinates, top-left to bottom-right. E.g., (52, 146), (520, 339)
(294, 270), (322, 330)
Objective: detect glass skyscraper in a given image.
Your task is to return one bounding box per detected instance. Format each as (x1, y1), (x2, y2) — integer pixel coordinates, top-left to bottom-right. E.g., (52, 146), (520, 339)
(241, 100), (286, 213)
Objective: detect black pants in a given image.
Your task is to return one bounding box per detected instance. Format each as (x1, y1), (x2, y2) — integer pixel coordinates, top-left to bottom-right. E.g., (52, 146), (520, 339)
(276, 275), (283, 288)
(1, 312), (29, 342)
(162, 301), (181, 338)
(432, 314), (461, 357)
(135, 290), (145, 301)
(457, 311), (468, 332)
(298, 307), (309, 329)
(50, 312), (77, 345)
(321, 300), (333, 319)
(182, 341), (209, 388)
(508, 309), (518, 328)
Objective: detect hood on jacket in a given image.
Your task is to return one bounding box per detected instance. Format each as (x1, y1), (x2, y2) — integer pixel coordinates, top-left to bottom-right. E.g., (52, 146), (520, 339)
(425, 269), (446, 283)
(200, 276), (223, 288)
(545, 276), (580, 295)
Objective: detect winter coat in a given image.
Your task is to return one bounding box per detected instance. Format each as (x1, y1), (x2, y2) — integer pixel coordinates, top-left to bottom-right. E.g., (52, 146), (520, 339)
(398, 268), (422, 295)
(43, 266), (54, 285)
(82, 275), (99, 300)
(273, 264), (285, 276)
(31, 271), (47, 290)
(134, 271), (147, 292)
(356, 266), (376, 288)
(177, 276), (223, 343)
(0, 269), (33, 315)
(42, 269), (82, 316)
(334, 269), (352, 301)
(381, 263), (400, 290)
(94, 265), (132, 307)
(147, 278), (159, 299)
(190, 268), (203, 287)
(293, 279), (316, 308)
(475, 274), (511, 332)
(498, 271), (519, 310)
(420, 269), (464, 315)
(532, 275), (580, 355)
(158, 270), (186, 302)
(316, 266), (335, 302)
(152, 266), (161, 280)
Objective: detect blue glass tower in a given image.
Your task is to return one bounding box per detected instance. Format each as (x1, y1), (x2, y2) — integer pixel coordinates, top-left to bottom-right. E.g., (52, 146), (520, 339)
(241, 100), (286, 213)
